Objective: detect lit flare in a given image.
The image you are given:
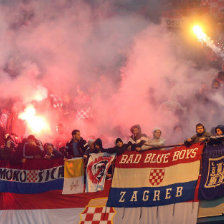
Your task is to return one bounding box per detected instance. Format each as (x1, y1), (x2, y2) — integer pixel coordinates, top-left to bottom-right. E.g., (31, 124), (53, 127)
(18, 105), (50, 134)
(192, 25), (207, 42)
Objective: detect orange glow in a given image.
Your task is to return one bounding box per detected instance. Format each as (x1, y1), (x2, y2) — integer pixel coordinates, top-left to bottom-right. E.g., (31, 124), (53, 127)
(18, 105), (50, 135)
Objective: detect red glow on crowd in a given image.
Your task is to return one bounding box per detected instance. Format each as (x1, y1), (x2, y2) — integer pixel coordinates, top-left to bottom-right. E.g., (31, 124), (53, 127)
(18, 104), (50, 135)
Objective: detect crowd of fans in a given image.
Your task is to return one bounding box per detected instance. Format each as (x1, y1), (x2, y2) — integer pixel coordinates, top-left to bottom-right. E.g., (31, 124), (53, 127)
(1, 122), (224, 165)
(0, 122), (223, 179)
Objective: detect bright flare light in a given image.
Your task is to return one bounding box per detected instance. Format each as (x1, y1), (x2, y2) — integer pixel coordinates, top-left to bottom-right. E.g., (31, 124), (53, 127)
(18, 105), (50, 134)
(192, 24), (224, 59)
(192, 25), (207, 42)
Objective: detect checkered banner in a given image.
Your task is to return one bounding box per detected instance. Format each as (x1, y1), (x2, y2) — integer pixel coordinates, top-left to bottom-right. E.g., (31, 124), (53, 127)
(27, 170), (39, 183)
(79, 198), (116, 224)
(149, 168), (165, 186)
(80, 206), (115, 224)
(0, 159), (64, 194)
(107, 144), (204, 207)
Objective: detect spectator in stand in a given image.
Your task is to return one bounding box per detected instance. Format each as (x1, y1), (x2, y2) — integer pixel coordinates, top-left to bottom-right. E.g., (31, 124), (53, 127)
(18, 135), (44, 163)
(5, 134), (16, 151)
(128, 124), (148, 152)
(88, 139), (95, 150)
(94, 138), (103, 153)
(215, 125), (224, 136)
(104, 138), (127, 155)
(142, 128), (166, 150)
(65, 129), (88, 158)
(185, 123), (211, 146)
(209, 125), (224, 146)
(84, 138), (103, 156)
(103, 138), (127, 180)
(0, 134), (15, 160)
(44, 143), (63, 159)
(83, 138), (103, 177)
(83, 139), (95, 158)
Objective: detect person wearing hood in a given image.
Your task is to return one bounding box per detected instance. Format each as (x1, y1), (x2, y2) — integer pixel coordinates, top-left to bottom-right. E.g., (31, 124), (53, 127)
(215, 125), (224, 136)
(83, 139), (95, 157)
(185, 123), (211, 146)
(209, 125), (224, 146)
(17, 135), (44, 163)
(128, 124), (148, 151)
(142, 128), (166, 150)
(94, 138), (103, 153)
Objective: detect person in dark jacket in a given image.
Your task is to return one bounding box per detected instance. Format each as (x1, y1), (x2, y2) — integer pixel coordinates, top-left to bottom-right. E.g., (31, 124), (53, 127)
(209, 125), (224, 146)
(104, 138), (127, 179)
(128, 124), (148, 151)
(44, 143), (63, 159)
(215, 125), (224, 136)
(83, 138), (103, 163)
(17, 135), (44, 163)
(185, 123), (211, 146)
(93, 138), (103, 153)
(104, 138), (127, 155)
(0, 134), (15, 160)
(65, 129), (88, 158)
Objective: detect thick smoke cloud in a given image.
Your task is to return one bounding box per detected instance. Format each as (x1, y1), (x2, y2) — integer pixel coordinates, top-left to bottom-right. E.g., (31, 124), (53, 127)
(0, 0), (220, 144)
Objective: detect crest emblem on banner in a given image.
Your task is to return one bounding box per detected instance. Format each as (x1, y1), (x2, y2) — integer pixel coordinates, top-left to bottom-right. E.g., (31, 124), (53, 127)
(149, 168), (165, 186)
(27, 170), (38, 183)
(79, 198), (116, 224)
(87, 157), (111, 184)
(205, 156), (224, 188)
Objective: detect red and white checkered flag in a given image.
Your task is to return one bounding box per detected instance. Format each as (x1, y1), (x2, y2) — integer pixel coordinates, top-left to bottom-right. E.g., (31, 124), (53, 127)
(80, 207), (115, 224)
(27, 170), (38, 183)
(149, 168), (165, 186)
(79, 198), (116, 224)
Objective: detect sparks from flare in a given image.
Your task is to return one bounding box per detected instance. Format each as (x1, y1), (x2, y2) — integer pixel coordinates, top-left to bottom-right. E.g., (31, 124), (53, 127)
(18, 104), (50, 135)
(192, 25), (224, 58)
